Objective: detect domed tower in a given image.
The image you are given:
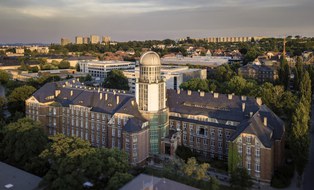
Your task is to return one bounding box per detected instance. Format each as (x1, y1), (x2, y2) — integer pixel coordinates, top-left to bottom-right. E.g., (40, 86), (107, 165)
(136, 51), (168, 155)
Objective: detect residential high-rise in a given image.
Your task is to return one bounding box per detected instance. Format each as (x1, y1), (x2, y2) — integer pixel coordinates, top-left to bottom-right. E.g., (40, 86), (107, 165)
(83, 37), (90, 44)
(75, 36), (83, 44)
(61, 38), (71, 46)
(90, 35), (100, 44)
(102, 36), (111, 44)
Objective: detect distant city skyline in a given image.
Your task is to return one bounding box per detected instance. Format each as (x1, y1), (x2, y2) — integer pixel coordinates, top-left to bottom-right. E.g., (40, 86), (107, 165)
(0, 0), (313, 43)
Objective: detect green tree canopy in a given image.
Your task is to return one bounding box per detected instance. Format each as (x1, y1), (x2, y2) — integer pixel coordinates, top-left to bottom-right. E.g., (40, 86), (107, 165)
(0, 118), (48, 175)
(230, 167), (253, 190)
(58, 60), (71, 69)
(0, 70), (11, 84)
(40, 134), (132, 190)
(7, 85), (36, 113)
(228, 142), (241, 174)
(103, 70), (129, 91)
(180, 78), (209, 92)
(182, 157), (210, 180)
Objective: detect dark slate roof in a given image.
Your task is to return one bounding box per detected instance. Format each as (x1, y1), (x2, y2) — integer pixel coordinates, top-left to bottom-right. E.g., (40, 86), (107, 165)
(167, 89), (259, 122)
(124, 117), (147, 133)
(32, 82), (58, 103)
(31, 80), (144, 117)
(229, 105), (285, 148)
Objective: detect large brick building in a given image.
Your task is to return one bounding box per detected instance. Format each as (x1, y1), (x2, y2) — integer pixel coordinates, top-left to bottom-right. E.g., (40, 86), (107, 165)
(26, 51), (284, 182)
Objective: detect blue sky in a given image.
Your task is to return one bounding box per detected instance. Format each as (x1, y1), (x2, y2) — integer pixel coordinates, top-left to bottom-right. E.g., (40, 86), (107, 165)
(0, 0), (313, 43)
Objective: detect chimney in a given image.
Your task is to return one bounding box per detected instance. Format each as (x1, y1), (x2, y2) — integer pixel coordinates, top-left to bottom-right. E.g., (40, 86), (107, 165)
(256, 97), (262, 106)
(200, 91), (205, 97)
(228, 94), (233, 100)
(100, 93), (103, 100)
(116, 96), (120, 104)
(55, 90), (60, 97)
(70, 90), (73, 96)
(187, 90), (192, 95)
(105, 93), (108, 101)
(241, 96), (247, 101)
(214, 93), (219, 98)
(263, 117), (267, 127)
(242, 102), (245, 112)
(250, 112), (253, 117)
(177, 89), (180, 94)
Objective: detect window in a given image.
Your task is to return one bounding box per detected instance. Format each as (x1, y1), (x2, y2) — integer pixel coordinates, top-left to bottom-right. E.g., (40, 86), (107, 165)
(203, 139), (208, 145)
(225, 131), (231, 139)
(199, 127), (205, 136)
(247, 146), (251, 155)
(190, 136), (194, 142)
(246, 136), (251, 143)
(210, 140), (215, 147)
(255, 163), (260, 172)
(256, 148), (260, 158)
(197, 138), (200, 144)
(247, 161), (251, 172)
(190, 126), (194, 135)
(170, 121), (174, 128)
(183, 135), (187, 141)
(112, 129), (115, 137)
(238, 144), (242, 153)
(218, 129), (222, 141)
(210, 128), (215, 139)
(183, 123), (187, 131)
(176, 122), (181, 129)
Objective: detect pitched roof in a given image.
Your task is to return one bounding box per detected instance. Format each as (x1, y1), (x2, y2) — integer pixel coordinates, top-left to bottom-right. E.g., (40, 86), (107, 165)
(167, 89), (259, 122)
(229, 105), (285, 148)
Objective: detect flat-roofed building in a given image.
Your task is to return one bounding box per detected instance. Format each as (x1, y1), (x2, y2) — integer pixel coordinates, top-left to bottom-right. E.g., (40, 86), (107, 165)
(75, 36), (83, 44)
(123, 66), (207, 93)
(102, 36), (111, 44)
(78, 60), (135, 80)
(61, 38), (71, 46)
(90, 35), (100, 44)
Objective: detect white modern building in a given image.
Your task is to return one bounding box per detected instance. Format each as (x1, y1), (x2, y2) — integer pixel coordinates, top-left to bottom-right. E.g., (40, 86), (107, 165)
(78, 60), (135, 81)
(123, 66), (207, 93)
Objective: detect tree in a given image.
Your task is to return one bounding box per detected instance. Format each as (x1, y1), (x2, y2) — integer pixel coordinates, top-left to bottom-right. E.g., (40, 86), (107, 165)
(175, 145), (195, 162)
(58, 60), (70, 69)
(0, 118), (48, 175)
(278, 57), (290, 90)
(7, 85), (36, 113)
(0, 70), (10, 84)
(228, 142), (241, 173)
(182, 157), (210, 180)
(103, 70), (129, 91)
(230, 167), (253, 190)
(76, 63), (80, 72)
(106, 172), (133, 190)
(293, 57), (304, 91)
(300, 71), (312, 107)
(180, 78), (209, 92)
(40, 134), (132, 190)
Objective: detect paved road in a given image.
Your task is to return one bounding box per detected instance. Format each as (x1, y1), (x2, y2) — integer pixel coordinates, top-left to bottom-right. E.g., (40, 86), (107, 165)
(302, 103), (314, 190)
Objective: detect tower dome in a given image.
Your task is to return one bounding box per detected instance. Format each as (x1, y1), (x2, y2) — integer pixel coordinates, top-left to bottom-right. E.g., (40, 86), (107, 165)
(140, 51), (161, 66)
